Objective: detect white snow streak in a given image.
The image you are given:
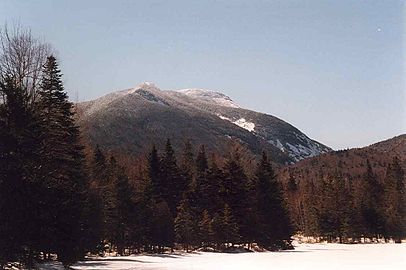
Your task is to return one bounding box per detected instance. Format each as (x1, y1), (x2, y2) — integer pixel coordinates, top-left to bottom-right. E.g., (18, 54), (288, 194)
(217, 115), (255, 132)
(233, 118), (255, 132)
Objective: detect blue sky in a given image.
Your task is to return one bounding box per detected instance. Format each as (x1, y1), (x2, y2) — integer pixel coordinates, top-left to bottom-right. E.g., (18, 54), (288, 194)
(1, 0), (404, 149)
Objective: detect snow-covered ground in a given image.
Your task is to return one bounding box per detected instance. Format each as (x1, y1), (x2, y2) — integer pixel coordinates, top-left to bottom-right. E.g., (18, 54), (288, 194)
(38, 243), (406, 270)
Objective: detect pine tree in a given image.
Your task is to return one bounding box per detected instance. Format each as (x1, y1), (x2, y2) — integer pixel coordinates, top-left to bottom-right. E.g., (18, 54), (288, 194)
(150, 200), (174, 252)
(174, 199), (196, 252)
(358, 159), (385, 240)
(383, 157), (406, 243)
(92, 145), (108, 183)
(161, 139), (186, 214)
(221, 204), (240, 247)
(0, 77), (43, 267)
(254, 152), (293, 250)
(318, 172), (352, 243)
(147, 144), (163, 199)
(109, 156), (135, 255)
(194, 145), (212, 215)
(198, 210), (214, 249)
(35, 56), (91, 265)
(221, 148), (249, 243)
(205, 156), (224, 214)
(180, 139), (195, 180)
(133, 175), (155, 252)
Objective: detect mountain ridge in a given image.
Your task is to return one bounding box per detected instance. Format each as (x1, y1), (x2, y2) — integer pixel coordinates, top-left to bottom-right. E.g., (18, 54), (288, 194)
(76, 83), (331, 163)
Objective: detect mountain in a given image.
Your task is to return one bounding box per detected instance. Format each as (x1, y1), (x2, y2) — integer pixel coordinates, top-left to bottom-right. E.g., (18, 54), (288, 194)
(278, 134), (406, 182)
(76, 82), (331, 163)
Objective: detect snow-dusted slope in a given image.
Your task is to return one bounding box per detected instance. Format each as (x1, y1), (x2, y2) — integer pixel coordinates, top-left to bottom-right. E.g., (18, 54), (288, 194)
(76, 83), (331, 163)
(177, 89), (240, 108)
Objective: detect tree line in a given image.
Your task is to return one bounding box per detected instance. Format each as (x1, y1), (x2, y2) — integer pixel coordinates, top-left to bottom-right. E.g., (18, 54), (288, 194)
(284, 157), (406, 243)
(89, 141), (294, 255)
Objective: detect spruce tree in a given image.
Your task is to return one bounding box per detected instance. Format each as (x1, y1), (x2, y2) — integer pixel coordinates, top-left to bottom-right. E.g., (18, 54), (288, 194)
(383, 157), (406, 243)
(0, 77), (43, 267)
(221, 204), (240, 247)
(36, 56), (90, 265)
(205, 156), (224, 214)
(161, 139), (185, 214)
(318, 173), (352, 243)
(194, 145), (212, 215)
(147, 144), (163, 199)
(198, 210), (214, 249)
(221, 148), (249, 243)
(150, 200), (174, 252)
(180, 140), (195, 180)
(254, 152), (293, 250)
(92, 145), (108, 183)
(174, 199), (196, 252)
(359, 159), (385, 240)
(109, 156), (135, 255)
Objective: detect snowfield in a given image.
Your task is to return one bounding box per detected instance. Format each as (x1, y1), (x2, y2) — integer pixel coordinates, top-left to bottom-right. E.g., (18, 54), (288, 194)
(38, 243), (406, 270)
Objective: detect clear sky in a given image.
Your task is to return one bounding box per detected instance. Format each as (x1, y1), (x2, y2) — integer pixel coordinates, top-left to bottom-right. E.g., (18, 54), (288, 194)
(1, 0), (404, 150)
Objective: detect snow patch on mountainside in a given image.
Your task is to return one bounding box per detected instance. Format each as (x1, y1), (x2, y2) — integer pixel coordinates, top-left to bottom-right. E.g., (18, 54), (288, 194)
(217, 114), (255, 132)
(234, 118), (255, 132)
(178, 89), (240, 108)
(269, 135), (330, 161)
(218, 114), (231, 121)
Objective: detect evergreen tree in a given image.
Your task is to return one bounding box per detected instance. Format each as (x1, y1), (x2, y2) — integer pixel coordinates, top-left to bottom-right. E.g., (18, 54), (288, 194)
(92, 145), (108, 183)
(221, 148), (249, 243)
(161, 139), (186, 214)
(194, 145), (212, 215)
(220, 204), (240, 247)
(205, 156), (224, 214)
(0, 77), (43, 267)
(254, 152), (293, 250)
(318, 173), (352, 243)
(174, 199), (196, 252)
(150, 200), (174, 252)
(132, 175), (155, 253)
(358, 159), (385, 239)
(198, 210), (214, 249)
(109, 156), (135, 255)
(383, 157), (406, 243)
(180, 139), (195, 180)
(147, 144), (163, 199)
(91, 148), (118, 249)
(35, 56), (90, 265)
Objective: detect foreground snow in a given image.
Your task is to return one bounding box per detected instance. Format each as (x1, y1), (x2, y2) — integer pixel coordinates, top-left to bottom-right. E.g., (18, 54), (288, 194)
(39, 243), (406, 270)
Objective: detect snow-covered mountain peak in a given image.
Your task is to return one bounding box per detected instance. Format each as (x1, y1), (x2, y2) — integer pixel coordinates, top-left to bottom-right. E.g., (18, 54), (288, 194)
(78, 83), (331, 162)
(176, 88), (240, 108)
(132, 82), (161, 92)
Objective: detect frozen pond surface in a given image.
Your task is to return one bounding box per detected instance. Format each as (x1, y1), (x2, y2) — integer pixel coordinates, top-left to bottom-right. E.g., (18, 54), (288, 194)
(40, 243), (406, 270)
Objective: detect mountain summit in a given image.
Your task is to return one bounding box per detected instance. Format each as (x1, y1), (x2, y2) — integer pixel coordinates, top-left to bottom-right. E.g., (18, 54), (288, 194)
(76, 83), (331, 163)
(176, 89), (240, 108)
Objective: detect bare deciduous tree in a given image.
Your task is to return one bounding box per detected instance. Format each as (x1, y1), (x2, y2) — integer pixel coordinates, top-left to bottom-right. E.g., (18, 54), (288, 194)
(0, 23), (52, 103)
